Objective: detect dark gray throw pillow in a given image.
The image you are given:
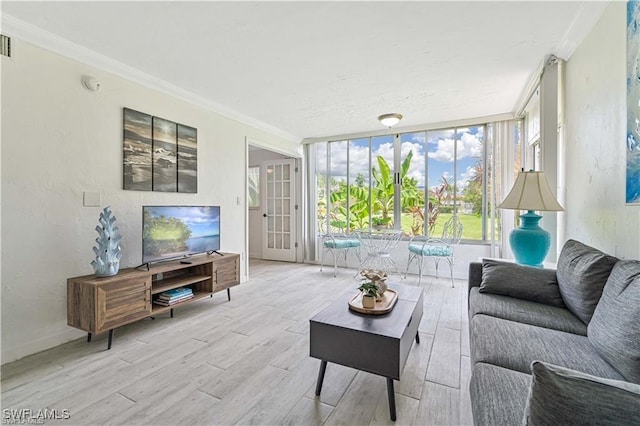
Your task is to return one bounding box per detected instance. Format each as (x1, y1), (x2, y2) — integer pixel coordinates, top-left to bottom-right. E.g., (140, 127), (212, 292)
(556, 239), (618, 324)
(588, 260), (640, 383)
(523, 361), (640, 426)
(479, 259), (564, 307)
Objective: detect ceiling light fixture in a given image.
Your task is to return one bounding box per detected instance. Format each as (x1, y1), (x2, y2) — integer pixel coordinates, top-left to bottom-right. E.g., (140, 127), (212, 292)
(378, 113), (403, 128)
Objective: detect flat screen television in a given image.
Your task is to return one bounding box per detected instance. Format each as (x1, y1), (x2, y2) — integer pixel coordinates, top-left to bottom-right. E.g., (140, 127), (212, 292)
(142, 205), (220, 264)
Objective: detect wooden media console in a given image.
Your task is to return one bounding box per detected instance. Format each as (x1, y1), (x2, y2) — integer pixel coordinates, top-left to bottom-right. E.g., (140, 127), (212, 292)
(67, 253), (240, 349)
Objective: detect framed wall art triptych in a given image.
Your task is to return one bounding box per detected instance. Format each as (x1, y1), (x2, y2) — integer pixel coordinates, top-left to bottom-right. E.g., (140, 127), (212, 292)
(123, 108), (197, 193)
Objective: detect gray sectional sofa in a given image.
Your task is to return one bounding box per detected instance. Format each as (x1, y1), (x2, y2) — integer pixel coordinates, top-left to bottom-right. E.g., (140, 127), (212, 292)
(468, 239), (640, 425)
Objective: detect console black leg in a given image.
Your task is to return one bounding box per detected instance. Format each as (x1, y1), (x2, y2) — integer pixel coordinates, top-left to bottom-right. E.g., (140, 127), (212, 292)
(415, 332), (420, 344)
(315, 360), (328, 396)
(87, 332), (92, 343)
(387, 378), (396, 421)
(107, 329), (114, 350)
(170, 308), (174, 318)
(227, 288), (231, 301)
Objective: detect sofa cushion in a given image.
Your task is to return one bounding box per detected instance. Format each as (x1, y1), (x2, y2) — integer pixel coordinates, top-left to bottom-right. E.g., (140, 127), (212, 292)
(470, 314), (624, 380)
(523, 361), (640, 425)
(479, 259), (564, 307)
(556, 239), (618, 324)
(588, 260), (640, 383)
(470, 362), (531, 426)
(469, 288), (587, 335)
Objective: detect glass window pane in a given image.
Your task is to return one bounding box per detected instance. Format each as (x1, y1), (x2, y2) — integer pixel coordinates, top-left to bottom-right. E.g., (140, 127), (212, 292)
(349, 138), (371, 231)
(371, 135), (394, 229)
(315, 142), (328, 235)
(248, 166), (260, 208)
(400, 132), (427, 236)
(329, 141), (348, 233)
(427, 129), (455, 236)
(457, 126), (484, 240)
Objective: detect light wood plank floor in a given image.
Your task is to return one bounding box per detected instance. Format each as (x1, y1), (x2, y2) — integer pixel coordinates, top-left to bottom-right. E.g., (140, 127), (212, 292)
(1, 260), (472, 425)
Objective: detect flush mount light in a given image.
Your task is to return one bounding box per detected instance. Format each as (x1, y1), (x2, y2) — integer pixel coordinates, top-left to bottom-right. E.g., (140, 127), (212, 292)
(378, 113), (403, 128)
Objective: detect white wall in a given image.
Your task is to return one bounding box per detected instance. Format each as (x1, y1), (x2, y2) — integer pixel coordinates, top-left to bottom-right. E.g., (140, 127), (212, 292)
(563, 3), (640, 258)
(1, 40), (301, 363)
(247, 148), (290, 258)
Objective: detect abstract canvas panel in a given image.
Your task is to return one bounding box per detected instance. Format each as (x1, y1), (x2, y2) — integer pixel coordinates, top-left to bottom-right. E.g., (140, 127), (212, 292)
(177, 124), (198, 193)
(123, 108), (152, 191)
(152, 117), (178, 192)
(627, 0), (640, 204)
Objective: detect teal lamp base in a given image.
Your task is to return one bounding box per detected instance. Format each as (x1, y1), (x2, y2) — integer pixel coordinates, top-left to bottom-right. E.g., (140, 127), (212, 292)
(509, 211), (550, 268)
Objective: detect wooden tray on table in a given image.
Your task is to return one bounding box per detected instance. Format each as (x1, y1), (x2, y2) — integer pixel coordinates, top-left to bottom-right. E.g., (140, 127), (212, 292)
(348, 289), (398, 315)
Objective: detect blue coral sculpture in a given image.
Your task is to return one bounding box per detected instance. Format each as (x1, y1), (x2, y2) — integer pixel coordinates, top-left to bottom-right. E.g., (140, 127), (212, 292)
(91, 206), (123, 277)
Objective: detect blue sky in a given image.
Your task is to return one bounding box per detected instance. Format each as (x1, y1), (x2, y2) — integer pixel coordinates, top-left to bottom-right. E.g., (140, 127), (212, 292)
(320, 126), (484, 194)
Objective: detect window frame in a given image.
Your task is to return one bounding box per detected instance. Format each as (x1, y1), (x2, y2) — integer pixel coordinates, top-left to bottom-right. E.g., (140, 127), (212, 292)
(312, 123), (490, 243)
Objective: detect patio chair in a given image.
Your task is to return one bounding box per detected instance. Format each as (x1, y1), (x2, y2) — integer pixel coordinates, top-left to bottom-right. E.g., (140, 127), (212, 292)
(320, 233), (361, 277)
(404, 215), (463, 287)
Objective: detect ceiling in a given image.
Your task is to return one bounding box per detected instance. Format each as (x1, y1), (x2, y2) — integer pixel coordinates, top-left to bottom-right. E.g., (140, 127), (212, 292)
(1, 1), (608, 142)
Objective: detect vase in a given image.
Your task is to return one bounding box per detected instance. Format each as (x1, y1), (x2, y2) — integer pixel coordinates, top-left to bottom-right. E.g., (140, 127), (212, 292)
(91, 206), (123, 277)
(376, 280), (388, 300)
(362, 294), (376, 309)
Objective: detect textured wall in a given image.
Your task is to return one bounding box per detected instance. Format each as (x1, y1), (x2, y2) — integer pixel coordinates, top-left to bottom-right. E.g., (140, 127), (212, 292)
(1, 40), (300, 363)
(564, 3), (640, 258)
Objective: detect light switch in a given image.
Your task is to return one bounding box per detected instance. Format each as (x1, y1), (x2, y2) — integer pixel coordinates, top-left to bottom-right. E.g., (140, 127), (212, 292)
(83, 191), (101, 207)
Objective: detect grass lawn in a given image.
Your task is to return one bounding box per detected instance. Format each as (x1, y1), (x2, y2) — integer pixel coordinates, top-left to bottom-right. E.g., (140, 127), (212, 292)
(400, 212), (483, 240)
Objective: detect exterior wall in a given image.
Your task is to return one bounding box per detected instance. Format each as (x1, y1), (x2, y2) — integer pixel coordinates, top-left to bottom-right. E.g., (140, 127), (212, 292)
(563, 3), (640, 258)
(1, 40), (300, 363)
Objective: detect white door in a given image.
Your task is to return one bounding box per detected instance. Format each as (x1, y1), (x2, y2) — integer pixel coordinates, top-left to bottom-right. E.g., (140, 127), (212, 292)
(261, 159), (296, 262)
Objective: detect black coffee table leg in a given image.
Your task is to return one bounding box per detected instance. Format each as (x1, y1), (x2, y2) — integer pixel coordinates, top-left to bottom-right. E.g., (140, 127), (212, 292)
(315, 360), (328, 396)
(387, 378), (396, 421)
(416, 331), (420, 344)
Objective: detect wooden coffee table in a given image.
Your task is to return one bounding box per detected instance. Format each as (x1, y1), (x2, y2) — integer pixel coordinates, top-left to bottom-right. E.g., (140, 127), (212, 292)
(309, 283), (423, 421)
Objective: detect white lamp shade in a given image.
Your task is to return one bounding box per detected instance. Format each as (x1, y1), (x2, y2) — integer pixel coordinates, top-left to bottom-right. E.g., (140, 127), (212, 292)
(498, 171), (564, 211)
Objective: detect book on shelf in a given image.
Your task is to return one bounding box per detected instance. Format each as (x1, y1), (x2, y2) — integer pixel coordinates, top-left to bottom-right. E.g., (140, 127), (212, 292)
(159, 287), (193, 298)
(157, 289), (193, 299)
(153, 294), (194, 306)
(155, 295), (192, 304)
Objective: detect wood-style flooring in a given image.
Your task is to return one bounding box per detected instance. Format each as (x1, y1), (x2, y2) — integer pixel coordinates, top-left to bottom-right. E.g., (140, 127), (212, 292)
(1, 260), (472, 425)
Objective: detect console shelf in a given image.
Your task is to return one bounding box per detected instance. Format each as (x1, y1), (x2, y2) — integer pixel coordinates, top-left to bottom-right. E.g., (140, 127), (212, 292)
(151, 274), (213, 295)
(151, 291), (212, 314)
(67, 253), (240, 350)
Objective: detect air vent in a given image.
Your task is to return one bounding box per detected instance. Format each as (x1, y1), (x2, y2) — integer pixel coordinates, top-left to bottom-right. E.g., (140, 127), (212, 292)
(0, 35), (11, 58)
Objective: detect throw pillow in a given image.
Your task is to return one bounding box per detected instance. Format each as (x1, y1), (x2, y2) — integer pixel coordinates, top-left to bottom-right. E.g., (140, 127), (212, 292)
(556, 239), (618, 324)
(588, 260), (640, 383)
(479, 259), (564, 307)
(523, 361), (640, 426)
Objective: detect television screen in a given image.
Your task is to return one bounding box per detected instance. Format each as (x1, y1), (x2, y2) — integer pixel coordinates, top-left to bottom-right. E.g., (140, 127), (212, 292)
(143, 206), (220, 263)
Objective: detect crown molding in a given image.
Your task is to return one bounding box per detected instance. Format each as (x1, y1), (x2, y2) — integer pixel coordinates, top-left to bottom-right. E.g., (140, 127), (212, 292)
(553, 2), (609, 61)
(1, 14), (301, 144)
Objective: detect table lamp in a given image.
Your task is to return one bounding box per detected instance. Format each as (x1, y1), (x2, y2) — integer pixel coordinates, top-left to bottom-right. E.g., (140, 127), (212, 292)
(498, 170), (564, 267)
